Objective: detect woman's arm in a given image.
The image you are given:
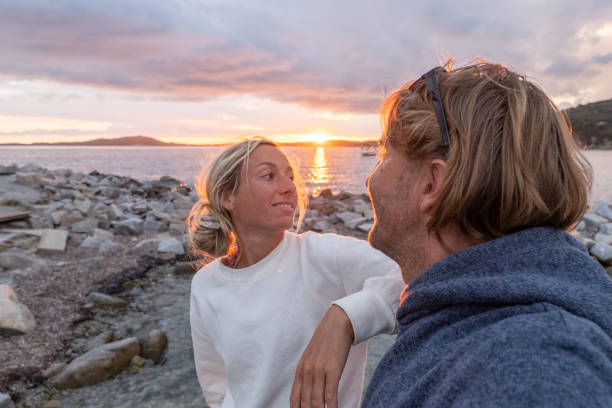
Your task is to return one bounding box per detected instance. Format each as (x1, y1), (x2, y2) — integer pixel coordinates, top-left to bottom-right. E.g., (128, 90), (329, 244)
(190, 292), (228, 408)
(291, 234), (404, 408)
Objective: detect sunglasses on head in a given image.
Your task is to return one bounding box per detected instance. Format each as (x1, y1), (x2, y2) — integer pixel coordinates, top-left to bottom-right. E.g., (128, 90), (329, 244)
(409, 67), (451, 147)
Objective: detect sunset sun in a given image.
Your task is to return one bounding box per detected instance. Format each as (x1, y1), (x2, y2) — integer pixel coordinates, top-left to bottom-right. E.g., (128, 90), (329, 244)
(308, 131), (329, 145)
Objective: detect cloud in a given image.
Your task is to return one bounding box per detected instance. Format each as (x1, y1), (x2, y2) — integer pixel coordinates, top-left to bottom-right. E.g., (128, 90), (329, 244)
(0, 0), (612, 114)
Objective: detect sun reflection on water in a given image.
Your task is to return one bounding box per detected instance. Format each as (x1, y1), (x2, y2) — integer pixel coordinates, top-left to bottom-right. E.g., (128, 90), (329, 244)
(308, 147), (330, 194)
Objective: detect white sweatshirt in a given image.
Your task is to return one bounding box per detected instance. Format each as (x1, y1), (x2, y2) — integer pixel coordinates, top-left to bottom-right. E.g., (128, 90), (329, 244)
(190, 231), (403, 408)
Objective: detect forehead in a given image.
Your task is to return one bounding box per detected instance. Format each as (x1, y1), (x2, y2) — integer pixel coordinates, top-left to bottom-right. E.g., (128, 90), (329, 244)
(247, 144), (292, 170)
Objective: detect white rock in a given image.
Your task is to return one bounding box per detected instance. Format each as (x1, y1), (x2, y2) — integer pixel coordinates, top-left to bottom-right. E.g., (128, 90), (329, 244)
(595, 233), (612, 245)
(107, 204), (124, 220)
(0, 164), (17, 175)
(345, 216), (368, 229)
(80, 236), (101, 249)
(50, 210), (66, 226)
(20, 163), (41, 173)
(0, 392), (15, 408)
(312, 219), (332, 232)
(135, 239), (161, 256)
(591, 242), (612, 263)
(114, 218), (144, 235)
(0, 252), (36, 270)
(0, 285), (36, 335)
(582, 213), (608, 230)
(74, 199), (93, 216)
(92, 228), (114, 242)
(72, 218), (98, 234)
(599, 222), (612, 235)
(15, 172), (42, 188)
(575, 221), (586, 232)
(158, 237), (185, 255)
(336, 211), (362, 225)
(37, 229), (68, 254)
(357, 222), (374, 233)
(99, 241), (121, 255)
(592, 200), (612, 220)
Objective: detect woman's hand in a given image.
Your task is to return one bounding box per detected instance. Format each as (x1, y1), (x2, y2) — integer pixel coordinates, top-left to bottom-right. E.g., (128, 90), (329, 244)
(290, 305), (355, 408)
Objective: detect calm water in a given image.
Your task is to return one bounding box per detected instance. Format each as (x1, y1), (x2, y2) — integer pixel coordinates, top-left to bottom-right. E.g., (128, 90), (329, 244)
(1, 146), (611, 202)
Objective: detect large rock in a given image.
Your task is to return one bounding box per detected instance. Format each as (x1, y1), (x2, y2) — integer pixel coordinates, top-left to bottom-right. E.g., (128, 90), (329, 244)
(107, 204), (124, 220)
(102, 187), (121, 199)
(80, 236), (101, 249)
(52, 337), (140, 389)
(86, 292), (128, 308)
(582, 213), (608, 230)
(135, 238), (161, 256)
(357, 222), (374, 233)
(15, 172), (42, 188)
(50, 210), (66, 226)
(595, 233), (612, 245)
(592, 200), (612, 220)
(20, 163), (42, 173)
(114, 218), (144, 235)
(99, 240), (121, 255)
(312, 219), (337, 234)
(141, 329), (168, 364)
(599, 222), (612, 235)
(0, 252), (36, 270)
(74, 199), (94, 216)
(72, 218), (98, 234)
(0, 392), (15, 408)
(60, 210), (85, 227)
(591, 242), (612, 263)
(0, 285), (36, 335)
(158, 237), (185, 255)
(93, 228), (114, 242)
(37, 229), (68, 254)
(0, 164), (17, 175)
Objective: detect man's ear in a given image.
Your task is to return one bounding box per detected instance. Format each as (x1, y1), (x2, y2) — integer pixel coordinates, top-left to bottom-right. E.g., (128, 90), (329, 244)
(419, 159), (447, 213)
(221, 191), (235, 212)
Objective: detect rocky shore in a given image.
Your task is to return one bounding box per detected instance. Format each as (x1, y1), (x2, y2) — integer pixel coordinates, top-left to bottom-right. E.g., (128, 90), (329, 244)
(0, 163), (611, 407)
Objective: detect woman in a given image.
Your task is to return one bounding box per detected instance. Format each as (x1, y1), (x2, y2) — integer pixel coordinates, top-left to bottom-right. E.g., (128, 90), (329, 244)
(188, 138), (403, 408)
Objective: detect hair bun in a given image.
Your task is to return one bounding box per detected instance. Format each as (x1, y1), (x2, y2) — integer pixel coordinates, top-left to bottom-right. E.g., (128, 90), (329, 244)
(198, 213), (221, 230)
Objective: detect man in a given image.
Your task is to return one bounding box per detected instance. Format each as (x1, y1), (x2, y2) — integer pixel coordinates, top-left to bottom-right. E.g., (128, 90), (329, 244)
(363, 62), (612, 407)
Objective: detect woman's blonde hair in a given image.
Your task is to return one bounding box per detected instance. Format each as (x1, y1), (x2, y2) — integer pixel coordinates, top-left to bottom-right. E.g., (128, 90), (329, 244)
(381, 60), (593, 243)
(187, 137), (307, 258)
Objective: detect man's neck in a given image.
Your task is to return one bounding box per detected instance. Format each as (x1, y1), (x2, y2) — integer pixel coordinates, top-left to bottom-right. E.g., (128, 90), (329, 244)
(400, 223), (477, 283)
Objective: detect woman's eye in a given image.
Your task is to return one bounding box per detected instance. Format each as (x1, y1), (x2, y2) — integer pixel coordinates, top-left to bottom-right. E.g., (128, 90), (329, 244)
(263, 173), (273, 179)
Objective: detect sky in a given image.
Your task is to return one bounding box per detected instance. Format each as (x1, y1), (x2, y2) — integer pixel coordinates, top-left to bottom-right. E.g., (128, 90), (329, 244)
(1, 0), (611, 145)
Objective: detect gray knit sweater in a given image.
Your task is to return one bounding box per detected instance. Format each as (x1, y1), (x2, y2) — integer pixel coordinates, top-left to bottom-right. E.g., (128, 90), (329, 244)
(363, 227), (612, 407)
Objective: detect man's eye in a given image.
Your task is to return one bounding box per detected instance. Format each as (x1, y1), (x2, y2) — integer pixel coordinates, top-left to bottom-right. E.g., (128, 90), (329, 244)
(263, 173), (273, 179)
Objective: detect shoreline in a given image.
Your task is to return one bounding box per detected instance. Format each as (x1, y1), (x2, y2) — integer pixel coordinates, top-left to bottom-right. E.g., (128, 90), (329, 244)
(0, 163), (611, 407)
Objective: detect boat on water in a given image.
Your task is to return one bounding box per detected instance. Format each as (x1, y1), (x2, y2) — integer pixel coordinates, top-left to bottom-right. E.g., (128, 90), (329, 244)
(361, 142), (379, 156)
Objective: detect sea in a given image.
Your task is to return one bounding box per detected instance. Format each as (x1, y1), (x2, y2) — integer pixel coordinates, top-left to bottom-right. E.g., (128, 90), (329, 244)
(1, 146), (611, 203)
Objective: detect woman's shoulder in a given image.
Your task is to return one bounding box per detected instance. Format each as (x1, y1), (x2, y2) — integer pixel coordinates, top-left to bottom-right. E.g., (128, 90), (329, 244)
(191, 258), (223, 287)
(290, 230), (373, 255)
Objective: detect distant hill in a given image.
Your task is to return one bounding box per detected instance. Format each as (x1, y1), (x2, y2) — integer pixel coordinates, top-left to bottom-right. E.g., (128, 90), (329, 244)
(566, 99), (612, 148)
(1, 135), (376, 147)
(21, 135), (186, 147)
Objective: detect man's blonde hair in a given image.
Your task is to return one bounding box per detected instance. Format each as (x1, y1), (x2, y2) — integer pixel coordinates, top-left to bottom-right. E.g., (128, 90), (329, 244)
(381, 61), (593, 242)
(187, 137), (307, 258)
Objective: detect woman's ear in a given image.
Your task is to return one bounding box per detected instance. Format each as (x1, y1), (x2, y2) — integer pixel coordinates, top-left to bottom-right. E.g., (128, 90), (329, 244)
(419, 159), (447, 213)
(221, 191), (235, 212)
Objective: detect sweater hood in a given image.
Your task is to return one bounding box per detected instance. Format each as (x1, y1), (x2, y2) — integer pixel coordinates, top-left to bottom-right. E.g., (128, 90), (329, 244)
(399, 227), (612, 335)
